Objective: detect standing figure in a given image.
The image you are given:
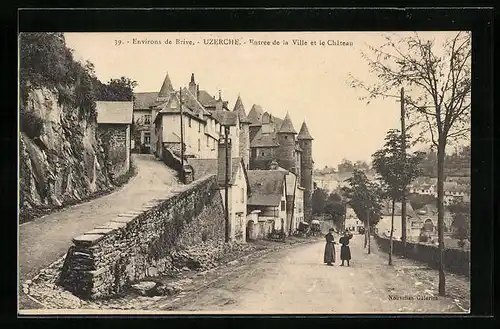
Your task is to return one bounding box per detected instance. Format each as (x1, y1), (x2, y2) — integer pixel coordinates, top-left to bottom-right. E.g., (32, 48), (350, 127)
(339, 231), (353, 266)
(323, 228), (336, 266)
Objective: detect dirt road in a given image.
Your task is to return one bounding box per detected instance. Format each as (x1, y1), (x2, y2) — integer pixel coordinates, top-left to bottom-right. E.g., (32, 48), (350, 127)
(19, 154), (180, 307)
(160, 234), (469, 314)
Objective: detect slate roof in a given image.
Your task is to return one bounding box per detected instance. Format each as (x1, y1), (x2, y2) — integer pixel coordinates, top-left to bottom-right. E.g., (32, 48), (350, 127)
(380, 201), (418, 217)
(247, 170), (286, 207)
(232, 95), (251, 123)
(133, 92), (158, 109)
(213, 110), (238, 126)
(197, 90), (218, 108)
(248, 104), (264, 126)
(177, 87), (209, 117)
(278, 112), (297, 134)
(154, 94), (203, 122)
(297, 121), (314, 140)
(187, 157), (246, 186)
(96, 101), (133, 124)
(250, 129), (280, 148)
(158, 73), (175, 98)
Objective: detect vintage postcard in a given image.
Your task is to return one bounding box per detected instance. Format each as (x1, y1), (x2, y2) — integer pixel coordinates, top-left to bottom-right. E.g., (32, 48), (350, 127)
(18, 30), (471, 315)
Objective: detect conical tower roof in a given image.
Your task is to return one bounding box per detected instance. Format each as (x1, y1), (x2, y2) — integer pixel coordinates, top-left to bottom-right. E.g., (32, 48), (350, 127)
(278, 112), (297, 134)
(158, 73), (175, 97)
(248, 104), (264, 126)
(232, 95), (250, 123)
(297, 121), (314, 140)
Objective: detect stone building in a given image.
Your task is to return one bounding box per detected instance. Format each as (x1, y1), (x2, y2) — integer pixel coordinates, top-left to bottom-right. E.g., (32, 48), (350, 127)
(95, 101), (133, 178)
(187, 138), (250, 242)
(246, 169), (288, 239)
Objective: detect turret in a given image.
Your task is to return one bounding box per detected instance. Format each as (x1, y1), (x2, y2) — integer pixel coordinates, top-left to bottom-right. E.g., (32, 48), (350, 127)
(157, 73), (175, 102)
(276, 112), (297, 172)
(297, 121), (314, 222)
(188, 73), (198, 99)
(248, 104), (263, 142)
(233, 94), (251, 169)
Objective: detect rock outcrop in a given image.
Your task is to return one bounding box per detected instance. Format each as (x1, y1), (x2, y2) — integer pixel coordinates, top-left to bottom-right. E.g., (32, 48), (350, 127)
(19, 86), (113, 222)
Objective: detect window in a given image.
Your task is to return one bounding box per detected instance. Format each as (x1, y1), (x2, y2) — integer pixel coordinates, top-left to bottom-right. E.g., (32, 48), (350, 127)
(198, 139), (201, 152)
(189, 117), (192, 127)
(144, 132), (151, 146)
(281, 200), (285, 211)
(199, 122), (201, 133)
(241, 188), (244, 203)
(206, 136), (209, 147)
(144, 115), (151, 124)
(261, 151), (265, 157)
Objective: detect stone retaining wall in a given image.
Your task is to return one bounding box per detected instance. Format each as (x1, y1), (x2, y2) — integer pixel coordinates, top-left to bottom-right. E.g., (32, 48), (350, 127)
(374, 234), (470, 278)
(58, 174), (224, 300)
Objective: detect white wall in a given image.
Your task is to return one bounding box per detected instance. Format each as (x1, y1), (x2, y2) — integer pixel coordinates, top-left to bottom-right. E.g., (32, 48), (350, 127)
(218, 163), (247, 242)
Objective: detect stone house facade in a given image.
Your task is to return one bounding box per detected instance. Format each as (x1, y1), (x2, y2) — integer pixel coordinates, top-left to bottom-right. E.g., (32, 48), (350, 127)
(95, 101), (133, 179)
(186, 140), (250, 242)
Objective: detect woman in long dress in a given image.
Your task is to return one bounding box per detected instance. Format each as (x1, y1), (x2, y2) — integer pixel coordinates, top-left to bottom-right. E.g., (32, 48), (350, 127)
(339, 231), (353, 266)
(323, 228), (336, 266)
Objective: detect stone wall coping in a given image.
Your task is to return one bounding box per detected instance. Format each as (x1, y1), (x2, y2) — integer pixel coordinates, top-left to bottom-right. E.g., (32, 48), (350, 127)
(69, 174), (218, 248)
(72, 234), (106, 246)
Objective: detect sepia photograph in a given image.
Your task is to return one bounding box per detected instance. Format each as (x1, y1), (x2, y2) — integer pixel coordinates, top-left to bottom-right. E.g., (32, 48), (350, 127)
(18, 29), (471, 315)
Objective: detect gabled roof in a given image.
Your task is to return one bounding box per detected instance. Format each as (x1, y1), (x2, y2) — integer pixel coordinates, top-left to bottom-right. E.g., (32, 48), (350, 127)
(96, 101), (133, 124)
(380, 200), (417, 217)
(297, 121), (314, 140)
(187, 157), (249, 189)
(232, 95), (251, 123)
(158, 73), (175, 98)
(248, 104), (264, 126)
(133, 92), (158, 110)
(213, 110), (238, 126)
(197, 90), (218, 108)
(155, 94), (204, 122)
(278, 112), (297, 134)
(177, 87), (210, 117)
(250, 130), (280, 148)
(247, 170), (286, 207)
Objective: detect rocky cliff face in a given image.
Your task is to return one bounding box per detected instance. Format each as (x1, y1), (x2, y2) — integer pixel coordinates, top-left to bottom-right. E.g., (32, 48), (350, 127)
(19, 86), (113, 222)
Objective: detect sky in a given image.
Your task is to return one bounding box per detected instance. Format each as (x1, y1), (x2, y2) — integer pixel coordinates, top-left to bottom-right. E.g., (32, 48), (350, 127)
(64, 31), (463, 169)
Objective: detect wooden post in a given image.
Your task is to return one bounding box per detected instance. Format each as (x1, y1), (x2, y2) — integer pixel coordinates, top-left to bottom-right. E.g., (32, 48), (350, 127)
(224, 126), (230, 243)
(400, 87), (407, 256)
(179, 87), (185, 184)
(367, 208), (371, 254)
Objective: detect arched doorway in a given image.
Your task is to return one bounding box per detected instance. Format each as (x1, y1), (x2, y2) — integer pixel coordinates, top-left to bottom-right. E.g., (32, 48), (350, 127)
(246, 220), (255, 241)
(424, 219), (434, 232)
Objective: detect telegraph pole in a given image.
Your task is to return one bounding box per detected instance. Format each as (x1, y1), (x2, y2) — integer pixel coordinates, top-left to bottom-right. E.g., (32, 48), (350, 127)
(366, 208), (371, 254)
(224, 126), (230, 243)
(400, 87), (407, 256)
(179, 88), (185, 183)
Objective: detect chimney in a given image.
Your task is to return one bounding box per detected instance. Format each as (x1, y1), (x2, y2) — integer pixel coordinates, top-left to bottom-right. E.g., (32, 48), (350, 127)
(196, 84), (200, 101)
(216, 90), (223, 111)
(217, 136), (232, 186)
(269, 160), (278, 170)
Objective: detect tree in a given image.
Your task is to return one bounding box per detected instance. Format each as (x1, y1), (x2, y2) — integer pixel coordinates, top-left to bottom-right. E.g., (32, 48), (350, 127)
(341, 169), (383, 253)
(448, 201), (470, 246)
(324, 192), (345, 225)
(372, 129), (425, 265)
(354, 160), (370, 172)
(349, 32), (471, 295)
(311, 188), (329, 215)
(337, 159), (355, 173)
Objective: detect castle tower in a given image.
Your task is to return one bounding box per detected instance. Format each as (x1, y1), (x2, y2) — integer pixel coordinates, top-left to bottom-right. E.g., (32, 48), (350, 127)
(188, 73), (198, 98)
(248, 104), (263, 142)
(276, 112), (297, 172)
(157, 72), (175, 102)
(297, 121), (314, 222)
(233, 95), (251, 169)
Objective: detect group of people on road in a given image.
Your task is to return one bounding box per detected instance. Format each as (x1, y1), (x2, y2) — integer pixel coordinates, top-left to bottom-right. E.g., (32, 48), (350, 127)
(323, 228), (353, 266)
